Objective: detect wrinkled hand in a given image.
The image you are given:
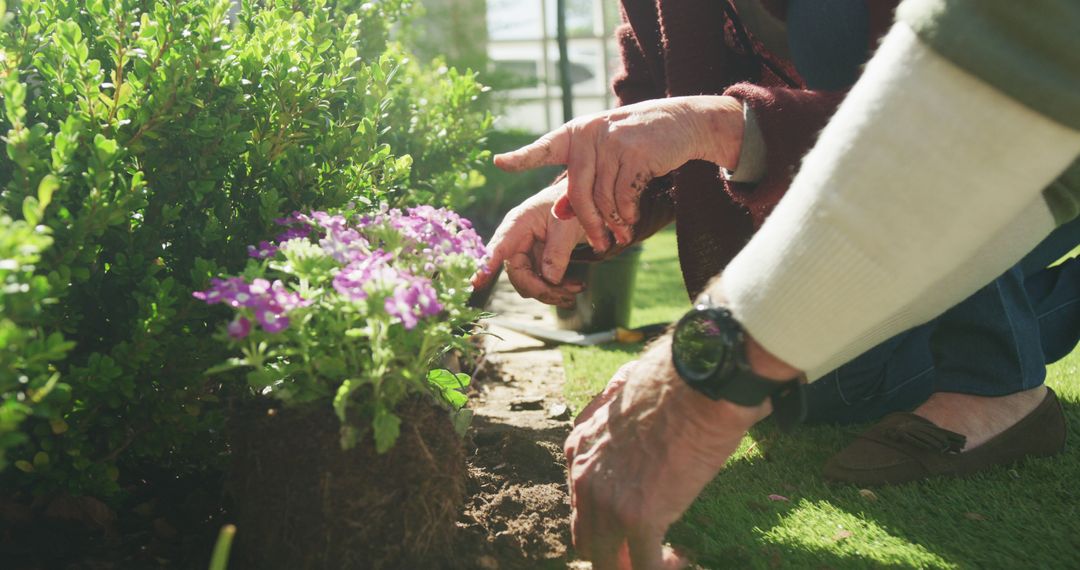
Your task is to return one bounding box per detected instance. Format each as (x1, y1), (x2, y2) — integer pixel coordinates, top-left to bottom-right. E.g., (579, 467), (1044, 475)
(471, 180), (587, 308)
(494, 96), (744, 252)
(564, 336), (771, 569)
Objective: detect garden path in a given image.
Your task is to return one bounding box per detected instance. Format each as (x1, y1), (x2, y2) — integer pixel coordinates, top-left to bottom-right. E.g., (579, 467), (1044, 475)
(455, 273), (589, 569)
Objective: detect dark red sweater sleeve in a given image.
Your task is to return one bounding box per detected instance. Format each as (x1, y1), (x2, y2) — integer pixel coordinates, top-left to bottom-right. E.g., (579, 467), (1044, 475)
(611, 19), (676, 251)
(721, 83), (847, 226)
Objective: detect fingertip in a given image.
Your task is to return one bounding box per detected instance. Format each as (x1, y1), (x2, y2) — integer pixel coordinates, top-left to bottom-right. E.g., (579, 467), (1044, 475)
(541, 267), (560, 285)
(552, 195), (576, 220)
(493, 152), (514, 171)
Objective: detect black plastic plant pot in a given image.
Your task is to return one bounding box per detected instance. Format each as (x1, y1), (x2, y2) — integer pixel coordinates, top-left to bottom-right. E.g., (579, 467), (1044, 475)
(556, 244), (643, 333)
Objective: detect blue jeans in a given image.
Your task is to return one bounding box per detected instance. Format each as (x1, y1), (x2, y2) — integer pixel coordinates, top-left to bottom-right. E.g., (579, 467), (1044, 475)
(805, 217), (1080, 425)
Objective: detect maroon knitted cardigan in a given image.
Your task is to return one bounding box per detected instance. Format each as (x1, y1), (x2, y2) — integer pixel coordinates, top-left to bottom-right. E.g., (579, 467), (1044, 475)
(589, 0), (897, 297)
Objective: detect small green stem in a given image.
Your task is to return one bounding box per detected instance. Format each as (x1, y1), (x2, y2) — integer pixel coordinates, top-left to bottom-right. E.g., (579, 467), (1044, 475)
(207, 524), (236, 570)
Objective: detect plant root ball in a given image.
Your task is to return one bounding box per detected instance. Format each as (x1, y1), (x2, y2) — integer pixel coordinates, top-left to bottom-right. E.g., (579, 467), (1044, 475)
(227, 397), (465, 569)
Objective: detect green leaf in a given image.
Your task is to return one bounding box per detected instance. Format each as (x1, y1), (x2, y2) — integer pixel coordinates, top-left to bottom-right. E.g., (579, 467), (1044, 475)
(22, 196), (40, 225)
(93, 134), (119, 161)
(37, 175), (59, 210)
(204, 358), (248, 376)
(451, 408), (473, 437)
(33, 451), (49, 469)
(443, 390), (467, 409)
(427, 368), (470, 390)
(372, 407), (401, 454)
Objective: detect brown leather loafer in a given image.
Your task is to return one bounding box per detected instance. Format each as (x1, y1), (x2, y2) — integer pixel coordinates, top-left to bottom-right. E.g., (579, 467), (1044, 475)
(823, 388), (1067, 486)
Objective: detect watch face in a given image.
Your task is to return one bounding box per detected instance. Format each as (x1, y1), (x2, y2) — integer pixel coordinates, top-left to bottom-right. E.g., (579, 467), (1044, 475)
(672, 308), (736, 383)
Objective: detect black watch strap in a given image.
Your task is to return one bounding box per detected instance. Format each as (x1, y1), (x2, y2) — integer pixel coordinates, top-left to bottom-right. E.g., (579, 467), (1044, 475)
(701, 369), (806, 432)
(770, 379), (807, 432)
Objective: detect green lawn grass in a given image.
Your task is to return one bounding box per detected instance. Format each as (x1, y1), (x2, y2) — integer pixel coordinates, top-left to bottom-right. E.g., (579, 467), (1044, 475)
(561, 227), (1080, 569)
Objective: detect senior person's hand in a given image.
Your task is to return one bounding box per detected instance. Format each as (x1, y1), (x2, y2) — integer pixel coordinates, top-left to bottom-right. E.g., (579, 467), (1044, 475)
(471, 180), (588, 308)
(493, 96), (744, 253)
(565, 333), (798, 569)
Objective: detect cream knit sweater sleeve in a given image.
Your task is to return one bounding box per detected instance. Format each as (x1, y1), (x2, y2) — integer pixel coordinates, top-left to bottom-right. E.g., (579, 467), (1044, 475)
(713, 24), (1080, 380)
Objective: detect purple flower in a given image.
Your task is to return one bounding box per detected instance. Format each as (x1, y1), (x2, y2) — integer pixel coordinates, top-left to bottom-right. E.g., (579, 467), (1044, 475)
(247, 241), (278, 259)
(383, 277), (442, 330)
(320, 226), (369, 263)
(254, 304), (290, 333)
(269, 279), (307, 311)
(227, 316), (252, 339)
(357, 205), (486, 267)
(332, 250), (443, 329)
(194, 278), (309, 336)
(271, 211), (315, 244)
(274, 227), (311, 243)
(193, 277), (252, 307)
(332, 251), (397, 301)
(274, 211), (310, 227)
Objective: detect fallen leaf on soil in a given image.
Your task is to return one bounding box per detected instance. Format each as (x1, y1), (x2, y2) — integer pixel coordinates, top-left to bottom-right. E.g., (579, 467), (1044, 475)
(767, 494), (789, 502)
(964, 512), (987, 521)
(858, 489), (878, 502)
(833, 530), (854, 541)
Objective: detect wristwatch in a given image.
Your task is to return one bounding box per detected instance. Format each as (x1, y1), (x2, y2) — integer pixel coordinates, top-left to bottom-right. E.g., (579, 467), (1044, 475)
(671, 296), (806, 431)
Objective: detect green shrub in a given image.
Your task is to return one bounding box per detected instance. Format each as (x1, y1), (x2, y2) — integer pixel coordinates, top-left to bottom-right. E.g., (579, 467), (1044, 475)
(0, 0), (489, 499)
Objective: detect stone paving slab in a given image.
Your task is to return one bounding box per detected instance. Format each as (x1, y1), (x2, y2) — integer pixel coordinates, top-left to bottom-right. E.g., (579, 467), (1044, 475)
(475, 272), (572, 431)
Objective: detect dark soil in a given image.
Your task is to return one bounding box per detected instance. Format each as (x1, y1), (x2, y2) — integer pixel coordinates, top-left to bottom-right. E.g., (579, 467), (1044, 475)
(0, 451), (230, 569)
(452, 417), (573, 569)
(227, 397), (465, 570)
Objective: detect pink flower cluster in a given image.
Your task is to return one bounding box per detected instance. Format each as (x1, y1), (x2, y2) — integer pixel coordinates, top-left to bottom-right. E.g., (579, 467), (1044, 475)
(194, 277), (310, 338)
(212, 206), (486, 335)
(332, 251), (442, 330)
(359, 205), (486, 267)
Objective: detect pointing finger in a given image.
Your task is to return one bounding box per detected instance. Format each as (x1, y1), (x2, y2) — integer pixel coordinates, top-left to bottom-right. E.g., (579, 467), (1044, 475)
(539, 220), (583, 284)
(494, 125), (572, 172)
